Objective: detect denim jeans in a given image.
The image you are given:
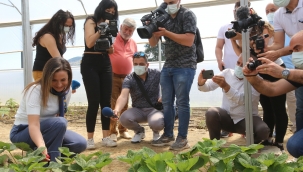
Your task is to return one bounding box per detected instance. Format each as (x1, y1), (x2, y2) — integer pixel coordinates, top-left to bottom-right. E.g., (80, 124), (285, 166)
(287, 128), (303, 158)
(160, 67), (196, 138)
(295, 86), (303, 131)
(10, 118), (87, 161)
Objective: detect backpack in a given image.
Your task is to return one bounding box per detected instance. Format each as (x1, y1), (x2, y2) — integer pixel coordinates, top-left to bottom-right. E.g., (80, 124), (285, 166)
(178, 7), (204, 63)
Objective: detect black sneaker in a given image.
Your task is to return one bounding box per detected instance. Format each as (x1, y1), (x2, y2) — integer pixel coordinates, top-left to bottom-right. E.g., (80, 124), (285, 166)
(220, 130), (232, 138)
(273, 142), (285, 152)
(261, 140), (273, 146)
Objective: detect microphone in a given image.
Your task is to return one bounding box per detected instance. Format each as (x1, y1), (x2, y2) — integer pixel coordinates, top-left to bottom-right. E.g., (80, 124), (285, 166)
(236, 6), (250, 20)
(102, 107), (118, 118)
(72, 80), (80, 90)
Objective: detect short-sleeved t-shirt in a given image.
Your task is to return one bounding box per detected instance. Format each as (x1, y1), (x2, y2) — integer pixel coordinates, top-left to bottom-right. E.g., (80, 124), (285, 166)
(14, 84), (71, 125)
(273, 0), (303, 37)
(163, 6), (197, 69)
(122, 68), (160, 108)
(217, 23), (239, 69)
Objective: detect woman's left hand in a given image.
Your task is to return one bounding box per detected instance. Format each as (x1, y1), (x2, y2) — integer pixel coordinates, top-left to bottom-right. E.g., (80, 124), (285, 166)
(107, 45), (114, 54)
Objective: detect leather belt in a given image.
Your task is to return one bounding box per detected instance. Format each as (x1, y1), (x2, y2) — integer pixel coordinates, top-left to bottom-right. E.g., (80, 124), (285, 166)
(113, 73), (127, 78)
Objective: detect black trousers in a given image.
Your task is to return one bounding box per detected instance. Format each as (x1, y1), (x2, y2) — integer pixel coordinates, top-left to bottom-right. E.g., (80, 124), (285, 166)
(205, 107), (270, 144)
(81, 53), (112, 132)
(259, 68), (288, 143)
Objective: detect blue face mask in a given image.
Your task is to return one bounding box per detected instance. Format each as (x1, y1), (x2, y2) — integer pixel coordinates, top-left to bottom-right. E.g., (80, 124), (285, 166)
(234, 65), (244, 79)
(292, 51), (303, 69)
(266, 12), (275, 24)
(134, 65), (146, 75)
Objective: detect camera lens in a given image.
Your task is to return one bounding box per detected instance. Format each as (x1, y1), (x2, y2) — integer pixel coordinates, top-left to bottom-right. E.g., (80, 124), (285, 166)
(247, 61), (256, 70)
(225, 30), (237, 39)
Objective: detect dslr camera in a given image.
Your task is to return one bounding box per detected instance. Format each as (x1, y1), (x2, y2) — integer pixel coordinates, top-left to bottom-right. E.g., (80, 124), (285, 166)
(246, 34), (268, 70)
(94, 20), (118, 52)
(225, 6), (263, 39)
(137, 2), (170, 39)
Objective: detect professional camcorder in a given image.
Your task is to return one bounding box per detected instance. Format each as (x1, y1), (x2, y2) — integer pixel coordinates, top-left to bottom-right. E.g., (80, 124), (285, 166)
(137, 2), (170, 39)
(94, 20), (118, 52)
(225, 6), (263, 39)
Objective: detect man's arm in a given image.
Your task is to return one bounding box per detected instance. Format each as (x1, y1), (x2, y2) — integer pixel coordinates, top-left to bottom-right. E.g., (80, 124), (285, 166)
(287, 69), (303, 85)
(114, 88), (130, 115)
(244, 74), (295, 96)
(257, 31), (291, 61)
(215, 39), (225, 71)
(165, 31), (195, 47)
(148, 34), (160, 47)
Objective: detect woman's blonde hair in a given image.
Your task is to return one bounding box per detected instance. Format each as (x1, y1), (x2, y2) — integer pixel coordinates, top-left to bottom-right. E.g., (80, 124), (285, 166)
(24, 57), (72, 107)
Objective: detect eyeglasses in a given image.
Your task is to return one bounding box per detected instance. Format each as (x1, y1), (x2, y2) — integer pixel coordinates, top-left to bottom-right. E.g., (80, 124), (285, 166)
(133, 52), (145, 57)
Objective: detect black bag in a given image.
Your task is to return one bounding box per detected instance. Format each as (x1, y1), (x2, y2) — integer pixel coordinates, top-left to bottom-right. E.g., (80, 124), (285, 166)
(179, 7), (204, 63)
(133, 73), (163, 110)
(195, 28), (204, 63)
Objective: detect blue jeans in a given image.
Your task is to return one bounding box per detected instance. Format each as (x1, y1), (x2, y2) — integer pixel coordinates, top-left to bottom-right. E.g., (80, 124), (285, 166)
(10, 118), (87, 161)
(160, 67), (196, 138)
(295, 86), (303, 131)
(287, 128), (303, 158)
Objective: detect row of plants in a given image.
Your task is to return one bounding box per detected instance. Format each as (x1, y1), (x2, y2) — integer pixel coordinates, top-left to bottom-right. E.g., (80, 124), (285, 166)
(1, 139), (303, 172)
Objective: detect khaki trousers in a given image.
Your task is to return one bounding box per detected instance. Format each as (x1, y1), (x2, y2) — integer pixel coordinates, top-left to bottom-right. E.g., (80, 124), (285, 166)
(109, 74), (129, 135)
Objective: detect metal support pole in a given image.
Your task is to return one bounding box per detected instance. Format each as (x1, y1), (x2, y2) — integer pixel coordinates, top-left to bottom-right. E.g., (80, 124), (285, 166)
(241, 0), (254, 145)
(158, 41), (162, 70)
(21, 0), (33, 87)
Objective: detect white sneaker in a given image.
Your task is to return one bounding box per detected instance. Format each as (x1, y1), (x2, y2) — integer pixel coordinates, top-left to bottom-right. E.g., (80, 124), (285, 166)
(110, 134), (118, 142)
(153, 132), (160, 141)
(131, 132), (145, 143)
(120, 132), (132, 139)
(102, 137), (117, 147)
(87, 138), (95, 150)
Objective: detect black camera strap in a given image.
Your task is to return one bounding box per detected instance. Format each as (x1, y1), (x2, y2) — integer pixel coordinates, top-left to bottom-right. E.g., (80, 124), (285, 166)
(133, 72), (155, 108)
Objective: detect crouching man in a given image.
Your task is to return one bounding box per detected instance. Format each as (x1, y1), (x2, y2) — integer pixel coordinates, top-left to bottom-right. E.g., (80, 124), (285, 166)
(113, 52), (164, 143)
(197, 56), (269, 143)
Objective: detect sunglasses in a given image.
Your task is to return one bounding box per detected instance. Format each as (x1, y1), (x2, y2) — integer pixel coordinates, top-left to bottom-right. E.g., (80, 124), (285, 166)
(133, 52), (145, 57)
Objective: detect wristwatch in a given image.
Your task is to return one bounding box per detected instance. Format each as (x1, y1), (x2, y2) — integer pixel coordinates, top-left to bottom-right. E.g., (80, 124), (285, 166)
(282, 68), (290, 79)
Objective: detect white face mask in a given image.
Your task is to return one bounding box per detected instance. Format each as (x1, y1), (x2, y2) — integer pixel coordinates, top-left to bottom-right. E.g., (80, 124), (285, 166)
(134, 65), (146, 75)
(64, 26), (70, 33)
(273, 0), (290, 7)
(234, 65), (244, 79)
(165, 2), (180, 14)
(266, 12), (275, 23)
(292, 51), (303, 69)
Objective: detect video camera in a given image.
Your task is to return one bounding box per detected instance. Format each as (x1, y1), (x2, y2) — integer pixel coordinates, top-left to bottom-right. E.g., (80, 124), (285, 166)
(137, 2), (170, 39)
(225, 6), (263, 39)
(246, 33), (268, 70)
(94, 20), (118, 52)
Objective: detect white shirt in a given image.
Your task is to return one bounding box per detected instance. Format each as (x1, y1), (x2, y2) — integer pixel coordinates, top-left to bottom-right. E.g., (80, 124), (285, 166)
(217, 23), (239, 69)
(198, 69), (260, 124)
(274, 0), (303, 37)
(14, 84), (71, 125)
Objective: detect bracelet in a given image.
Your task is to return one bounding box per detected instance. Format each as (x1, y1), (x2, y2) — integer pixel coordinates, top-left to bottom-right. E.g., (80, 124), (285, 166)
(243, 73), (258, 77)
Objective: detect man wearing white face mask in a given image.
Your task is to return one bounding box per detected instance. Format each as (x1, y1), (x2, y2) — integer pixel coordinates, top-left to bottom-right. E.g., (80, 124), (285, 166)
(259, 0), (303, 133)
(113, 52), (164, 144)
(265, 3), (297, 133)
(109, 18), (137, 142)
(149, 0), (197, 151)
(243, 30), (303, 157)
(198, 56), (269, 144)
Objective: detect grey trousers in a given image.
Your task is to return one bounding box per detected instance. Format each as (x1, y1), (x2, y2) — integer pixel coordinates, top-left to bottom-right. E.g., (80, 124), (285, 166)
(205, 107), (270, 144)
(119, 107), (164, 133)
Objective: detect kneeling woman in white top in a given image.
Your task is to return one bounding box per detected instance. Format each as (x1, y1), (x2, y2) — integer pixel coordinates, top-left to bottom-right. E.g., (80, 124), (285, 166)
(10, 57), (86, 161)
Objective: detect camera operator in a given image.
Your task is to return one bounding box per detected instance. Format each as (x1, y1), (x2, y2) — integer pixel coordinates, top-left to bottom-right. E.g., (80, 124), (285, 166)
(198, 55), (269, 144)
(229, 8), (288, 151)
(81, 0), (118, 149)
(148, 0), (197, 151)
(242, 30), (303, 158)
(258, 0), (303, 134)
